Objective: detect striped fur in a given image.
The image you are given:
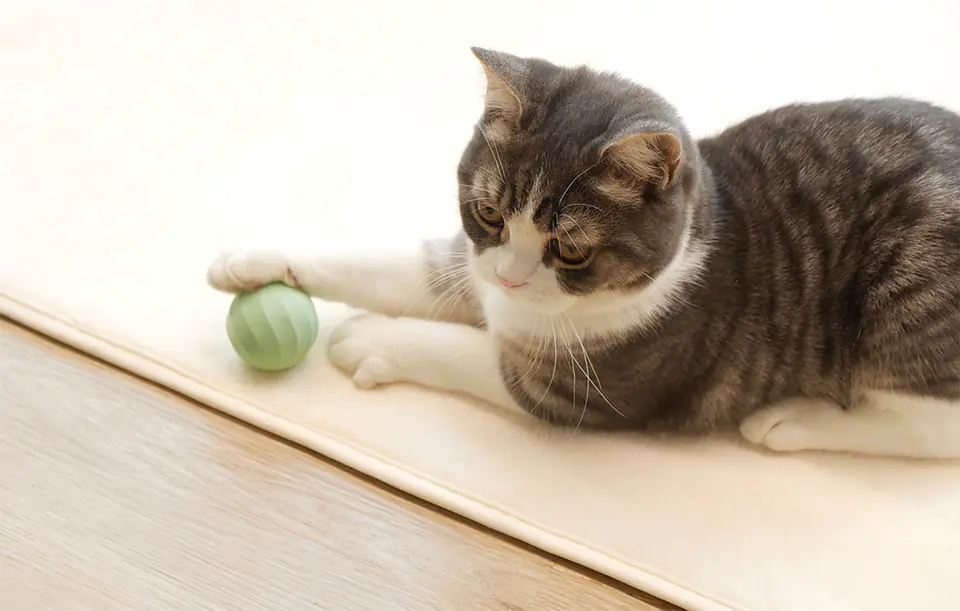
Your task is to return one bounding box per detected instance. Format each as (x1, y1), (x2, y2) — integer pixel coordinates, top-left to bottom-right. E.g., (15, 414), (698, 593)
(454, 50), (960, 441)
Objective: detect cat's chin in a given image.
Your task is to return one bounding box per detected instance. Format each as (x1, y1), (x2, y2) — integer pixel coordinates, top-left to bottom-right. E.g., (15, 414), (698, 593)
(489, 286), (577, 316)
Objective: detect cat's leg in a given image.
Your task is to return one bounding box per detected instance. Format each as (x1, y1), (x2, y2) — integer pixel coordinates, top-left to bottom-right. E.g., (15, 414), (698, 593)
(206, 234), (481, 325)
(740, 391), (960, 458)
(326, 313), (525, 415)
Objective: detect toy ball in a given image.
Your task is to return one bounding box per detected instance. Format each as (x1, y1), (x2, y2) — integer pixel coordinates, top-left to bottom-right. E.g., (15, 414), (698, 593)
(226, 283), (319, 371)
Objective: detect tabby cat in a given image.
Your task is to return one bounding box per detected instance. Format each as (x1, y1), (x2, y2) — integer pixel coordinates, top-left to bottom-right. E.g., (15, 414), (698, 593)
(208, 48), (960, 458)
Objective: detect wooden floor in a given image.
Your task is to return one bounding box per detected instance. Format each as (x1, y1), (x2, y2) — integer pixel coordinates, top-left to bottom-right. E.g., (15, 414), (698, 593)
(0, 319), (679, 611)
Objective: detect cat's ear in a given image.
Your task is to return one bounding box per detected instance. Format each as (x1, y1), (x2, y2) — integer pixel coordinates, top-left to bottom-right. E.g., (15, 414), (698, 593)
(600, 127), (682, 190)
(471, 47), (525, 140)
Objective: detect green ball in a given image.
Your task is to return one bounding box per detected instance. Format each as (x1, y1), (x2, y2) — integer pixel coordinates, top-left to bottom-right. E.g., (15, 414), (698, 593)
(226, 283), (319, 371)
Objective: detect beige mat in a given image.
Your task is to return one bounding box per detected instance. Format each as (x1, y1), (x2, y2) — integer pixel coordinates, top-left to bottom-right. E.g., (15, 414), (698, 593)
(2, 2), (959, 610)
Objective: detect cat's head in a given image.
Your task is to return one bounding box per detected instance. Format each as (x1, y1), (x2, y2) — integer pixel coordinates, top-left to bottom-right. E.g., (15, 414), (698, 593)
(459, 48), (704, 315)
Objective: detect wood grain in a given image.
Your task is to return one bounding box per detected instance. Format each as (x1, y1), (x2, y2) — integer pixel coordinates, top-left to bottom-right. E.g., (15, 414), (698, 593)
(0, 319), (678, 610)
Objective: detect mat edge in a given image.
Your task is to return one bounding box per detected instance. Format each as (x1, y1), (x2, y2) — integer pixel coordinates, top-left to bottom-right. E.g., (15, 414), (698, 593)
(0, 294), (741, 611)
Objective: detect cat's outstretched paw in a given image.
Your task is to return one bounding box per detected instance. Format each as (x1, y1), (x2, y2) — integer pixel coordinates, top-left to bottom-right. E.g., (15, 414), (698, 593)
(740, 398), (842, 452)
(207, 251), (299, 293)
(327, 314), (422, 389)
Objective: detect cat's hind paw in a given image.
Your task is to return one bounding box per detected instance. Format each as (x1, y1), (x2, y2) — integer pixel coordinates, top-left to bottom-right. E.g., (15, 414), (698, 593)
(740, 398), (843, 452)
(206, 251), (299, 293)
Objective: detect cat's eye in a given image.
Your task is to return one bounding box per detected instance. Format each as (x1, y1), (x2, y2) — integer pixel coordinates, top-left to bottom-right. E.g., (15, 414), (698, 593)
(551, 239), (591, 268)
(473, 203), (504, 229)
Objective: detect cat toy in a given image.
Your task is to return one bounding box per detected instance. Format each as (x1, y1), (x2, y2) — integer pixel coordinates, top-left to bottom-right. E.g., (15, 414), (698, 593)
(226, 283), (318, 371)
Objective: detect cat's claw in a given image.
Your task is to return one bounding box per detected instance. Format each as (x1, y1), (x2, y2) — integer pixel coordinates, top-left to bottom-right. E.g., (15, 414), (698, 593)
(207, 250), (297, 293)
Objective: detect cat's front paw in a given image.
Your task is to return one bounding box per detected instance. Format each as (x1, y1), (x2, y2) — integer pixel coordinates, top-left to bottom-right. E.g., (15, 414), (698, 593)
(207, 251), (300, 293)
(327, 314), (421, 389)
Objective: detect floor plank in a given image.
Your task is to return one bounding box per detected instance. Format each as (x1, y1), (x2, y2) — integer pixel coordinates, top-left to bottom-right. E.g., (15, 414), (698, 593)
(0, 319), (676, 610)
(530, 564), (681, 610)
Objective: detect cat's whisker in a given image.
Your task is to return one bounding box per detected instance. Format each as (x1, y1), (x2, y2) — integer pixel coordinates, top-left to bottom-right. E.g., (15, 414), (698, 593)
(442, 284), (471, 322)
(557, 162), (602, 208)
(567, 334), (578, 427)
(401, 264), (469, 318)
(427, 275), (470, 317)
(464, 163), (505, 184)
(478, 125), (506, 181)
(422, 266), (469, 290)
(562, 314), (600, 390)
(558, 224), (587, 259)
(510, 332), (542, 388)
(425, 282), (460, 321)
(424, 259), (470, 278)
(562, 315), (627, 419)
(457, 183), (501, 196)
(560, 214), (590, 246)
(557, 322), (590, 435)
(576, 325), (592, 433)
(431, 248), (472, 261)
(513, 318), (549, 389)
(449, 275), (476, 310)
(531, 317), (560, 416)
(558, 327), (587, 430)
(429, 275), (473, 321)
(574, 368), (590, 433)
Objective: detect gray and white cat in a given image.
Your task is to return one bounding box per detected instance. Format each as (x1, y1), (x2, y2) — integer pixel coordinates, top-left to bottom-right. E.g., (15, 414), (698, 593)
(208, 48), (960, 459)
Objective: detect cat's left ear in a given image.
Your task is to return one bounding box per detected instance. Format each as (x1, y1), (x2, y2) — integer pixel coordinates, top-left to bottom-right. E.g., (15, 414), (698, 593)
(601, 127), (683, 189)
(471, 47), (525, 140)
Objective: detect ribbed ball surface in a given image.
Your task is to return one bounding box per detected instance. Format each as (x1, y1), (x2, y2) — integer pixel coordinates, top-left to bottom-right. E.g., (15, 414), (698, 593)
(226, 283), (318, 371)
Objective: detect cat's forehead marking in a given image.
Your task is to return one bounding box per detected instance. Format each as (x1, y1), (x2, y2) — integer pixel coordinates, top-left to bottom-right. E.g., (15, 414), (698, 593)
(504, 203), (547, 252)
(504, 171), (544, 216)
(495, 169), (610, 243)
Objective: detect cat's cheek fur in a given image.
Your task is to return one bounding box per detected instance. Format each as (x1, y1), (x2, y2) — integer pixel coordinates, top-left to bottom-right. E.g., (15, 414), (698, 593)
(327, 314), (525, 414)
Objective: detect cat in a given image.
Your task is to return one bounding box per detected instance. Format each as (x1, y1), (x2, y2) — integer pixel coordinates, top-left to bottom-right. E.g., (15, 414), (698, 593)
(208, 48), (960, 459)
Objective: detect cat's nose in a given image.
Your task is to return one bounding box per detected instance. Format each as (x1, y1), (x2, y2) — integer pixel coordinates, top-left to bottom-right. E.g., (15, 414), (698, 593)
(497, 275), (527, 289)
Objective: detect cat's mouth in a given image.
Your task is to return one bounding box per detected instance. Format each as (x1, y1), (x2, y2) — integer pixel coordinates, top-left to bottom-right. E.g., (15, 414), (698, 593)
(496, 275), (528, 289)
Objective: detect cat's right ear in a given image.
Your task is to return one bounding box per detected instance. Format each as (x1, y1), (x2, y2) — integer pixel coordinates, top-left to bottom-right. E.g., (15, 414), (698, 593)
(470, 47), (524, 140)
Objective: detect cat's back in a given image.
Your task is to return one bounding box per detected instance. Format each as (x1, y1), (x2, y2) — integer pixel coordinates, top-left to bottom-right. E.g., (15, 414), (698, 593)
(697, 97), (960, 284)
(691, 97), (960, 404)
(698, 97), (960, 214)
